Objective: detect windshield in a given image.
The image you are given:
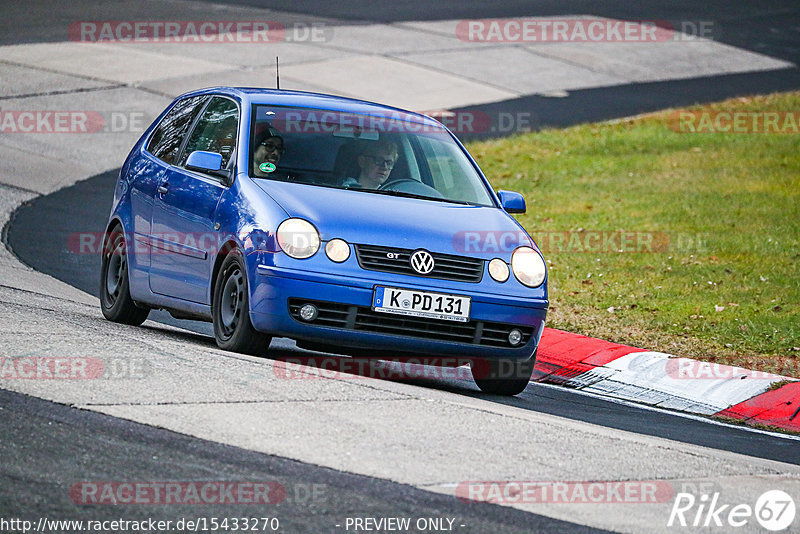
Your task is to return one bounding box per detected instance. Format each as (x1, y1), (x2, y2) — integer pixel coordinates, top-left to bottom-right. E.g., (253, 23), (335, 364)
(248, 105), (495, 206)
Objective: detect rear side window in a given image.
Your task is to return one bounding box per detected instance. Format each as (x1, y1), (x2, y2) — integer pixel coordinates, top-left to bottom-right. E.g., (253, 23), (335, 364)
(179, 97), (239, 169)
(146, 95), (207, 165)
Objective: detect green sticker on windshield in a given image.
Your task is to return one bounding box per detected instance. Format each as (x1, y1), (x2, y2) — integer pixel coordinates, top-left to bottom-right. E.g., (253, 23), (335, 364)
(259, 162), (276, 173)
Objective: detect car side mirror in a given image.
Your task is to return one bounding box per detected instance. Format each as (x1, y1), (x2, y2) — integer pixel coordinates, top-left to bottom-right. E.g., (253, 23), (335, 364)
(185, 151), (232, 184)
(498, 190), (526, 214)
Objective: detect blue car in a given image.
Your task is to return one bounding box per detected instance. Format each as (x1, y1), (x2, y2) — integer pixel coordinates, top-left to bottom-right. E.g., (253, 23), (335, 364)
(101, 87), (548, 395)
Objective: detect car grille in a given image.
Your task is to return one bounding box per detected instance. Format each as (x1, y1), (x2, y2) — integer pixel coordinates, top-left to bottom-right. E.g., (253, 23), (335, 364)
(288, 299), (532, 348)
(354, 244), (483, 283)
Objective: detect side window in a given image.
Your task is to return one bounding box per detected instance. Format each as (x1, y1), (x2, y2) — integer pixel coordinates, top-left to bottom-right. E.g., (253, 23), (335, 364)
(146, 96), (207, 165)
(179, 97), (239, 170)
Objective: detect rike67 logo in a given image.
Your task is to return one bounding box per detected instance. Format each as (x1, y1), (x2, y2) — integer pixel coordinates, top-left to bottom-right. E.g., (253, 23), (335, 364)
(668, 490), (796, 531)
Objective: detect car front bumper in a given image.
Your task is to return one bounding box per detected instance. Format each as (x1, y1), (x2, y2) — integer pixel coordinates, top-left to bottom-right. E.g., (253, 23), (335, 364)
(249, 263), (548, 361)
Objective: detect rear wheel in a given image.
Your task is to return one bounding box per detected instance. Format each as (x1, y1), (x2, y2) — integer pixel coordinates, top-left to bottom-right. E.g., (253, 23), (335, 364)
(100, 226), (150, 326)
(212, 249), (271, 356)
(471, 352), (536, 396)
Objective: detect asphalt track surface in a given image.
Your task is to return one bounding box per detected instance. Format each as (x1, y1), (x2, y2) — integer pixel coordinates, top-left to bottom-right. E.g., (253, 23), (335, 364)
(2, 1), (799, 139)
(6, 169), (800, 468)
(0, 389), (608, 533)
(5, 0), (800, 63)
(206, 1), (800, 141)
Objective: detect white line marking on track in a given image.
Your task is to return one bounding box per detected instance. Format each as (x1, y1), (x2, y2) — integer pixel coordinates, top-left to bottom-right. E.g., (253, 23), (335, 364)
(535, 381), (800, 442)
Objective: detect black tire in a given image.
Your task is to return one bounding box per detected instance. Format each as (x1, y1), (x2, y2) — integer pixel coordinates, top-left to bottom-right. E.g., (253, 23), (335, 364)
(471, 352), (536, 396)
(212, 249), (271, 356)
(100, 227), (150, 326)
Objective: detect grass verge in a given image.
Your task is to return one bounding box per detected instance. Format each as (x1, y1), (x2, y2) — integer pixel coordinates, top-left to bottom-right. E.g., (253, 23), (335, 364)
(468, 91), (800, 377)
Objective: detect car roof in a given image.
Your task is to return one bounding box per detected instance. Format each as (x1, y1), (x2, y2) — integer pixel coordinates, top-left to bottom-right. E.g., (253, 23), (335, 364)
(180, 86), (443, 128)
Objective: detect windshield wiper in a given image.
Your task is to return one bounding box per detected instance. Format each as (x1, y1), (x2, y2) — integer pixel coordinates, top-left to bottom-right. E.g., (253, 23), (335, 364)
(365, 188), (473, 205)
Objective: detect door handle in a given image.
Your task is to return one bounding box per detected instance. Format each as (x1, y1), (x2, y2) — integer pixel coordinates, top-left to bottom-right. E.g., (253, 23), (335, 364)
(157, 184), (168, 195)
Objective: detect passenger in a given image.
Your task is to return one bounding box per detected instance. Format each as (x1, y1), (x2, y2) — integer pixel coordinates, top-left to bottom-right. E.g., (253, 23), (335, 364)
(343, 140), (398, 189)
(253, 130), (285, 177)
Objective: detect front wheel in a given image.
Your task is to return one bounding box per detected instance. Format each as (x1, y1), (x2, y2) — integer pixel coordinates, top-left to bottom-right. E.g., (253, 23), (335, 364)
(100, 227), (150, 326)
(212, 249), (271, 356)
(471, 352), (536, 396)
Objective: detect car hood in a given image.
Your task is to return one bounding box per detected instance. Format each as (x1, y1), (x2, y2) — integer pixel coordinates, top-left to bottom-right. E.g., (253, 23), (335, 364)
(252, 179), (535, 258)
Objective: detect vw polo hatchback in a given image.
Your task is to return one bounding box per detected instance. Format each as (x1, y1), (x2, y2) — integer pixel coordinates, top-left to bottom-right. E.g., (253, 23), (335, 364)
(100, 87), (548, 395)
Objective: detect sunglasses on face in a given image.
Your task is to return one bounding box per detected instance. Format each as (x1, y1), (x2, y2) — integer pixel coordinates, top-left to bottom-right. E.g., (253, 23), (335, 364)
(365, 155), (396, 168)
(260, 142), (284, 153)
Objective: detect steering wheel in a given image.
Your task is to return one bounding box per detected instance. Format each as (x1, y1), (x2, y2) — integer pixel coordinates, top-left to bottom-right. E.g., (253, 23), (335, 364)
(378, 178), (420, 191)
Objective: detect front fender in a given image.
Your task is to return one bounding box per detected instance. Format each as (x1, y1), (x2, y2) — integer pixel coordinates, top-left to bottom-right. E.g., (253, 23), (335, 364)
(212, 173), (289, 305)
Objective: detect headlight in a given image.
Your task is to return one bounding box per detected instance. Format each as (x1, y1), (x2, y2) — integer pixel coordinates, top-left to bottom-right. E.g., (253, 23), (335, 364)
(325, 238), (350, 262)
(488, 258), (509, 282)
(277, 218), (320, 259)
(511, 247), (546, 287)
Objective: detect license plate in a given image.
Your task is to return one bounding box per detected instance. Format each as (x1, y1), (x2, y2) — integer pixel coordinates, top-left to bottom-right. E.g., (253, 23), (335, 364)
(372, 286), (471, 322)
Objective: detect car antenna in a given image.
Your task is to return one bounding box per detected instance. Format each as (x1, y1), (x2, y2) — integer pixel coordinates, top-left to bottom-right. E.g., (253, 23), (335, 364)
(276, 56), (280, 90)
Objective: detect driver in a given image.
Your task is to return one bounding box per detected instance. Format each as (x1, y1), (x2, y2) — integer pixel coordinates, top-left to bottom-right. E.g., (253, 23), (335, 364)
(343, 140), (398, 189)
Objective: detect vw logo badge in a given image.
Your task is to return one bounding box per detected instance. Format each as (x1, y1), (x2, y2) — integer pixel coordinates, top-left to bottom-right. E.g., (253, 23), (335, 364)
(410, 250), (435, 274)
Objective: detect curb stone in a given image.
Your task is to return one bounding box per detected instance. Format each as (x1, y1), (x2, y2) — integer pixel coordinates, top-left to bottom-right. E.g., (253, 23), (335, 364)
(534, 328), (799, 432)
